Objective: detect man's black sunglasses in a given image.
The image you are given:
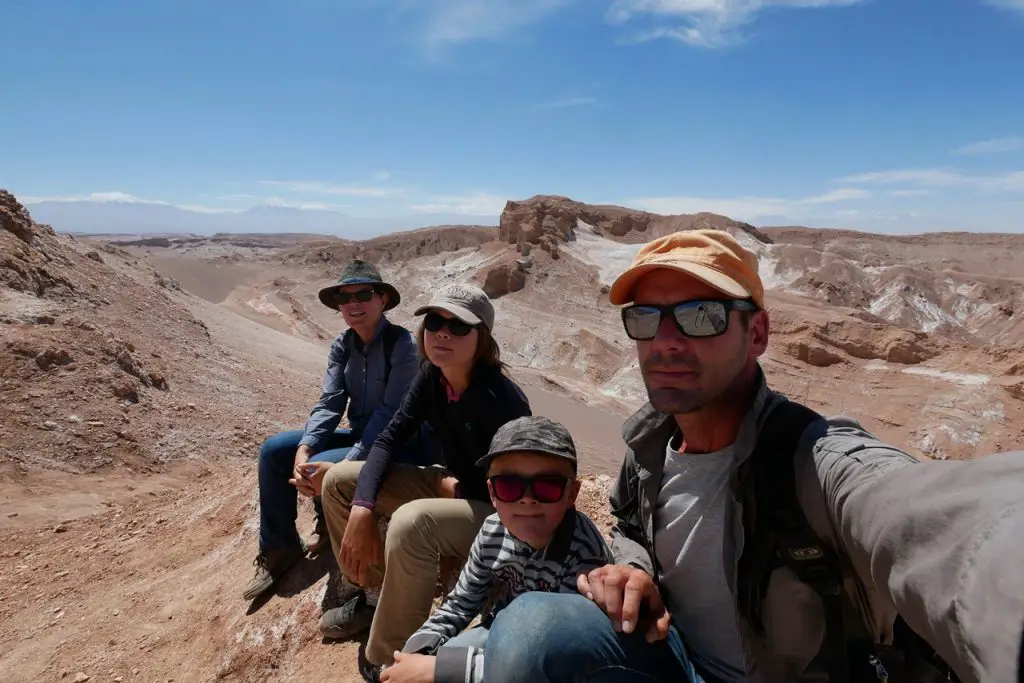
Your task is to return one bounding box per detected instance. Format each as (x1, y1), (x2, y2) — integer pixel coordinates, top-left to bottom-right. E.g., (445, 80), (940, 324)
(335, 289), (377, 305)
(621, 299), (758, 341)
(424, 312), (476, 337)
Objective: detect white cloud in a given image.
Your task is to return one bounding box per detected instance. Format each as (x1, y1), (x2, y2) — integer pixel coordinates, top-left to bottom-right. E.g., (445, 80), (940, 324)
(626, 187), (870, 222)
(607, 0), (866, 48)
(837, 168), (1024, 192)
(889, 189), (933, 197)
(535, 95), (599, 110)
(259, 197), (349, 212)
(411, 192), (507, 215)
(22, 191), (233, 213)
(258, 178), (401, 197)
(419, 0), (572, 47)
(984, 0), (1024, 11)
(955, 136), (1024, 156)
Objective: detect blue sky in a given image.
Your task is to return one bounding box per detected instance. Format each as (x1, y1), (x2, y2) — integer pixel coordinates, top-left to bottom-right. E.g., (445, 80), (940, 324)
(2, 0), (1023, 233)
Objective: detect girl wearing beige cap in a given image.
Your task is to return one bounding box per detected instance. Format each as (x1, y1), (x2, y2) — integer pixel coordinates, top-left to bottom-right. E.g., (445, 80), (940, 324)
(309, 282), (532, 681)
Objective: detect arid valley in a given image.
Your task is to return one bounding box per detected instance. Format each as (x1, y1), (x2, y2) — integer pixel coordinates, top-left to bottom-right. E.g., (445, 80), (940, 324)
(2, 190), (1023, 682)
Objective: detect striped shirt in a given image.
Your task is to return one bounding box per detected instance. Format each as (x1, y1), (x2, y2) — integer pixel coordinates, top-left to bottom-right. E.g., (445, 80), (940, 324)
(401, 509), (612, 683)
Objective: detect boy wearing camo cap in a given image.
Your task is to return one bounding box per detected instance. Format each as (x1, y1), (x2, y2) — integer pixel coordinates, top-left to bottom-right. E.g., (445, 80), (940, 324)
(381, 416), (612, 683)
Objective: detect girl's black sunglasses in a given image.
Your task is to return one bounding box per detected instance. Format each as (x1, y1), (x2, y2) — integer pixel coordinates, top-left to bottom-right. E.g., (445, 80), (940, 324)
(424, 312), (476, 337)
(621, 298), (758, 341)
(335, 289), (377, 305)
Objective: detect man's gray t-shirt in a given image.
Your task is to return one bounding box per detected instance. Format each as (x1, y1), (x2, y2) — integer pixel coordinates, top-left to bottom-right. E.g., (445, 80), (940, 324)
(654, 437), (747, 683)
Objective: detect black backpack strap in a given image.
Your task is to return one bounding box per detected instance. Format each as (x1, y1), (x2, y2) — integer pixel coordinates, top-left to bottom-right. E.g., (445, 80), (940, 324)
(738, 400), (851, 683)
(381, 323), (402, 380)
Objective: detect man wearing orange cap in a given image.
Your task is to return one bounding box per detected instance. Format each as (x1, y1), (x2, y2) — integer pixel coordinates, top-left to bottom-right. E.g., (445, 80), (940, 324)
(481, 230), (1024, 683)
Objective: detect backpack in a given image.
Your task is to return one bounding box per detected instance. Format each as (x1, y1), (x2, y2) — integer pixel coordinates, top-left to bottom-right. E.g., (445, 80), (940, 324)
(736, 400), (960, 683)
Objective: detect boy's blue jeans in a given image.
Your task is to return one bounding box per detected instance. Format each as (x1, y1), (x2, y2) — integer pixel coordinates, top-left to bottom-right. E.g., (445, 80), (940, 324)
(483, 592), (703, 683)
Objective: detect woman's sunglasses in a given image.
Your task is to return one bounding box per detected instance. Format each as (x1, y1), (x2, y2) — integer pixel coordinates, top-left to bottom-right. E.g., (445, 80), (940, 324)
(335, 289), (377, 306)
(621, 299), (758, 341)
(488, 474), (570, 504)
(424, 312), (476, 337)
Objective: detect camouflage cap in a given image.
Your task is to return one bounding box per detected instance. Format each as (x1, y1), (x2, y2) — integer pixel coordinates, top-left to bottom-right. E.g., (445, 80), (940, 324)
(476, 416), (578, 470)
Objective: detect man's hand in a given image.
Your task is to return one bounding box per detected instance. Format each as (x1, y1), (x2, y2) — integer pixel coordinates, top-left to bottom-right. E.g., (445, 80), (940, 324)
(292, 445), (314, 495)
(380, 651), (435, 683)
(577, 564), (671, 643)
(339, 505), (383, 587)
(288, 461), (333, 497)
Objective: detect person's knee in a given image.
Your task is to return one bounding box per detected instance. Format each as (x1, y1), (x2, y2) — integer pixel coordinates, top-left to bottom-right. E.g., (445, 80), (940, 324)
(321, 461), (362, 508)
(384, 501), (436, 560)
(487, 593), (610, 680)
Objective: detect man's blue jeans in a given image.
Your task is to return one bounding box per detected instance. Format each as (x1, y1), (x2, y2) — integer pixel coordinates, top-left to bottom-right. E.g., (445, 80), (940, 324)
(257, 429), (358, 554)
(484, 592), (703, 683)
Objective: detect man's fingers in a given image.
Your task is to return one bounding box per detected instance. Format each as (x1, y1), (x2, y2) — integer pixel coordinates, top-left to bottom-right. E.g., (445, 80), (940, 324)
(577, 572), (592, 598)
(645, 608), (672, 643)
(602, 572), (625, 630)
(620, 573), (649, 634)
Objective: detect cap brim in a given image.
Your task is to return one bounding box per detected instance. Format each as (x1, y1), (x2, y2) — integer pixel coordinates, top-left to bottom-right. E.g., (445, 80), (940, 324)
(413, 302), (482, 326)
(317, 281), (401, 312)
(608, 261), (752, 306)
(475, 448), (578, 470)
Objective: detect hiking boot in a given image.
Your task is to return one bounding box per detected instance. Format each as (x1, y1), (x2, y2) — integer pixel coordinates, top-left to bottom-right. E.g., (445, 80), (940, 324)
(241, 545), (303, 601)
(302, 517), (330, 556)
(319, 592), (375, 640)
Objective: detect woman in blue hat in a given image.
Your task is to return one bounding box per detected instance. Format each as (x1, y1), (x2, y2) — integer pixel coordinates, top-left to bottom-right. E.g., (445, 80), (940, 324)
(242, 259), (431, 602)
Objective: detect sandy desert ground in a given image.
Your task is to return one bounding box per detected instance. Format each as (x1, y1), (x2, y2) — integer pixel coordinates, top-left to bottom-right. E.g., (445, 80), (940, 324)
(2, 190), (1022, 682)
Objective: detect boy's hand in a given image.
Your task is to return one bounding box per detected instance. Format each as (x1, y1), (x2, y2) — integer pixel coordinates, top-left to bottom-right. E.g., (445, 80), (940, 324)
(380, 651), (435, 683)
(578, 564), (672, 643)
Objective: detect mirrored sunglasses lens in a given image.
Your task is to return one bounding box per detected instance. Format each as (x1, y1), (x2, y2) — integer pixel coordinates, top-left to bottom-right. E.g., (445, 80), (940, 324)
(624, 307), (661, 339)
(674, 301), (729, 337)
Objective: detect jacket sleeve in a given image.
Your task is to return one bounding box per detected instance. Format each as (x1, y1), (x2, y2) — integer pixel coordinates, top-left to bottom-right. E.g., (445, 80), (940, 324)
(351, 366), (431, 509)
(298, 335), (349, 452)
(608, 448), (656, 576)
(347, 331), (419, 462)
(805, 419), (1024, 683)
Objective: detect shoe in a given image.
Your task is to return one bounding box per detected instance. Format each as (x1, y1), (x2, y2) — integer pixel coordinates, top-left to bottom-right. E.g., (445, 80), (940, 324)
(358, 641), (384, 682)
(241, 545), (304, 601)
(302, 517), (330, 556)
(319, 592), (376, 640)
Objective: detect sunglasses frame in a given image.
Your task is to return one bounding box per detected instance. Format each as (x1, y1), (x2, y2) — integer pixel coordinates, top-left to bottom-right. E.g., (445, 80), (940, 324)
(424, 311), (476, 337)
(334, 288), (378, 306)
(621, 298), (759, 341)
(487, 473), (571, 504)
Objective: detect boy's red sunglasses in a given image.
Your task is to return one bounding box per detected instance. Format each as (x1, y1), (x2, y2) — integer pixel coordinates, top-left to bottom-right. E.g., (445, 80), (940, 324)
(488, 474), (570, 504)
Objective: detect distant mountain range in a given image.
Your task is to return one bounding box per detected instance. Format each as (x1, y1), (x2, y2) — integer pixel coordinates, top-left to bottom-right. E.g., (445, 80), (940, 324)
(25, 199), (498, 238)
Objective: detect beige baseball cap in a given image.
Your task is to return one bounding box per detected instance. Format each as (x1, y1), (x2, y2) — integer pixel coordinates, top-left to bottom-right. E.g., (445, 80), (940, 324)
(414, 283), (495, 330)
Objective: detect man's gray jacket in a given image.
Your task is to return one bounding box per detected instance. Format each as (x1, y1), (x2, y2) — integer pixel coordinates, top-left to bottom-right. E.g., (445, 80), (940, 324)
(609, 371), (1023, 683)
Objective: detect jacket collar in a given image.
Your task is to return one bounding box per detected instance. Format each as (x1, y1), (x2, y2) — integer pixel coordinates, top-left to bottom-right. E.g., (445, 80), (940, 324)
(349, 316), (390, 352)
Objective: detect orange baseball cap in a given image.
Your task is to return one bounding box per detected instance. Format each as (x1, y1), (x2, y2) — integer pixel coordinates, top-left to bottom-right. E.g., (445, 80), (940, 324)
(609, 230), (765, 308)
